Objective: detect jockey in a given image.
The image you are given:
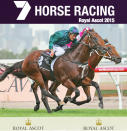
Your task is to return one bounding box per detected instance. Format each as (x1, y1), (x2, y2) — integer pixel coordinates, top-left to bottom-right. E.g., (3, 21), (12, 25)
(49, 26), (79, 58)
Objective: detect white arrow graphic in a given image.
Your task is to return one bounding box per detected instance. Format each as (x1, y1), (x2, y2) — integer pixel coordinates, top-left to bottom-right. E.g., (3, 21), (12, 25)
(14, 1), (31, 20)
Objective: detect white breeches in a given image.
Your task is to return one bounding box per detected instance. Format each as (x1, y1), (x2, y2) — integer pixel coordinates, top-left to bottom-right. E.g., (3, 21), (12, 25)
(53, 45), (68, 56)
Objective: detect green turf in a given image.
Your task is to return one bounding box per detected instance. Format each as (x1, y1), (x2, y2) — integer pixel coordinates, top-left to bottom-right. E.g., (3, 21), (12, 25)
(0, 108), (127, 117)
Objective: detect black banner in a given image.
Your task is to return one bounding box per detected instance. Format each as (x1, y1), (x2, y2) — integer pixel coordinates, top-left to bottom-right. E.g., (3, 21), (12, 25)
(0, 0), (127, 23)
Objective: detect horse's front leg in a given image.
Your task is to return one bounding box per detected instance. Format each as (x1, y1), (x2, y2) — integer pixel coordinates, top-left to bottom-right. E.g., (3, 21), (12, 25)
(53, 88), (74, 112)
(65, 79), (80, 101)
(54, 79), (80, 112)
(71, 86), (91, 106)
(91, 81), (103, 109)
(49, 80), (77, 105)
(70, 76), (92, 105)
(62, 79), (80, 103)
(69, 77), (92, 105)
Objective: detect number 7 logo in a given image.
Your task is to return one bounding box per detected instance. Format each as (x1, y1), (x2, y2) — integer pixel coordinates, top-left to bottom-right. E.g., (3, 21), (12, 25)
(14, 1), (31, 20)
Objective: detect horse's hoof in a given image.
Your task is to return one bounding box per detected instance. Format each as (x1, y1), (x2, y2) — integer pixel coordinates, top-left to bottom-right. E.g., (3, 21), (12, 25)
(67, 97), (76, 103)
(69, 98), (77, 104)
(47, 110), (52, 113)
(52, 106), (63, 112)
(34, 105), (40, 111)
(52, 109), (57, 112)
(72, 101), (80, 106)
(71, 99), (76, 103)
(99, 103), (103, 109)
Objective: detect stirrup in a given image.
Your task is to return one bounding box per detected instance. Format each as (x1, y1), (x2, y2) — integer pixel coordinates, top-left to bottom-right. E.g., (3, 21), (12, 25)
(52, 54), (56, 60)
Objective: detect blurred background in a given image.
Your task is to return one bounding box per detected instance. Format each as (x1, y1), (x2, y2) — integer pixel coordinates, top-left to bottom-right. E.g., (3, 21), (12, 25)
(0, 24), (127, 109)
(0, 24), (127, 57)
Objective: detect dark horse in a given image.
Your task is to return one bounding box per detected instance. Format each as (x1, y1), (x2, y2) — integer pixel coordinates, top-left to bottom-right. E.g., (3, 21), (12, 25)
(0, 44), (105, 108)
(0, 29), (109, 113)
(21, 29), (110, 113)
(50, 43), (121, 111)
(30, 43), (121, 112)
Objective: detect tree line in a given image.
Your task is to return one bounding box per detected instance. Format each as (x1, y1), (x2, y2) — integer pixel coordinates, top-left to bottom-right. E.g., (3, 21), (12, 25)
(0, 47), (38, 59)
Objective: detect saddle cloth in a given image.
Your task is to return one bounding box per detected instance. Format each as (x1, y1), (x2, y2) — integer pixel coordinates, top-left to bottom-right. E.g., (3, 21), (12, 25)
(38, 52), (58, 71)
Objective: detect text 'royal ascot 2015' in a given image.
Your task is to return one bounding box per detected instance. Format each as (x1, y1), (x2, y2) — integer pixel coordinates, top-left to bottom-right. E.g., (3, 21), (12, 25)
(79, 18), (115, 23)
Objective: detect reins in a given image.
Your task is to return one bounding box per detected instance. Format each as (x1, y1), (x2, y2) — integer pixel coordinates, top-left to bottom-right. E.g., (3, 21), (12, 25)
(88, 59), (95, 72)
(61, 31), (105, 66)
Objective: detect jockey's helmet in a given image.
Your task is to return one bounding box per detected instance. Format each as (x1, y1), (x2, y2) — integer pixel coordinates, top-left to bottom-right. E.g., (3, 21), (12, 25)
(69, 26), (79, 35)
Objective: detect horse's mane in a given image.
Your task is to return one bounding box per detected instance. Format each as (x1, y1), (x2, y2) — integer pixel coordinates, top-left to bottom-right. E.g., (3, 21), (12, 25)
(65, 43), (80, 54)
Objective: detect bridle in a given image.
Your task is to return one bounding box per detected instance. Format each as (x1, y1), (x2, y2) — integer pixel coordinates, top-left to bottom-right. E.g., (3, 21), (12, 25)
(80, 31), (108, 54)
(93, 49), (111, 59)
(88, 44), (119, 72)
(62, 30), (111, 66)
(92, 44), (118, 62)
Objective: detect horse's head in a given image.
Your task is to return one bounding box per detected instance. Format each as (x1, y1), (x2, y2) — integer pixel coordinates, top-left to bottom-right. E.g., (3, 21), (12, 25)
(80, 29), (108, 54)
(104, 44), (121, 64)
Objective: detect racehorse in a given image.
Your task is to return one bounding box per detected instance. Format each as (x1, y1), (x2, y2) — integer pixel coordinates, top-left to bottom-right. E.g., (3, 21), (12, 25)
(30, 39), (109, 111)
(1, 30), (111, 112)
(0, 40), (104, 109)
(0, 42), (121, 111)
(32, 43), (121, 112)
(62, 43), (121, 108)
(21, 29), (110, 113)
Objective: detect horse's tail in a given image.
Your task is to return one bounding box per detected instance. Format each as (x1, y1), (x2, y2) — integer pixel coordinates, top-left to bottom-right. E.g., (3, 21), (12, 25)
(0, 60), (26, 82)
(10, 60), (27, 79)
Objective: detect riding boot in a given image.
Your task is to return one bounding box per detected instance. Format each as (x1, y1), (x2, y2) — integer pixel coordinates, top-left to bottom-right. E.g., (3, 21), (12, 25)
(48, 54), (56, 65)
(51, 54), (56, 61)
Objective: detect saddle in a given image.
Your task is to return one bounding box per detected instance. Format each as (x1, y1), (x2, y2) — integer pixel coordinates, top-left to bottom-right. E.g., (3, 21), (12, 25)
(38, 52), (56, 81)
(38, 52), (52, 71)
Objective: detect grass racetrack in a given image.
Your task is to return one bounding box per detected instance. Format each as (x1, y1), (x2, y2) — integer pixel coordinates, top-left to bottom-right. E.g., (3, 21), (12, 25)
(0, 108), (127, 117)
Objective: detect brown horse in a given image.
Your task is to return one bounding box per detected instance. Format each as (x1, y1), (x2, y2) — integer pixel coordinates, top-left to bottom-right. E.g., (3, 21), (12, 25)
(0, 37), (104, 111)
(21, 29), (109, 113)
(0, 42), (121, 112)
(31, 41), (121, 112)
(31, 39), (109, 112)
(49, 43), (121, 111)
